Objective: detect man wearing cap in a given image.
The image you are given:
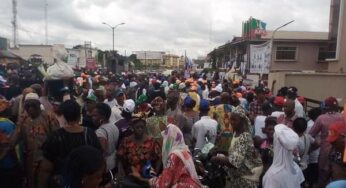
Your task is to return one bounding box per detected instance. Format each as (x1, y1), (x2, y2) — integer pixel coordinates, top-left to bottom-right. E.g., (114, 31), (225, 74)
(17, 93), (59, 188)
(286, 87), (305, 118)
(192, 99), (217, 150)
(115, 99), (136, 146)
(326, 121), (346, 183)
(82, 91), (98, 129)
(271, 96), (285, 118)
(309, 96), (344, 188)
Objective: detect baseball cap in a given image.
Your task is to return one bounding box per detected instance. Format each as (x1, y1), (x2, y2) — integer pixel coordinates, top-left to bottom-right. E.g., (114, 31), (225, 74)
(25, 93), (40, 101)
(326, 121), (346, 143)
(115, 89), (124, 97)
(199, 99), (209, 111)
(123, 99), (135, 113)
(324, 96), (338, 107)
(273, 96), (285, 107)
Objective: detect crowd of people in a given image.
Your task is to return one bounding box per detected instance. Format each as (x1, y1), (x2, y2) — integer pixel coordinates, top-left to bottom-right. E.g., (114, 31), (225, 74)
(0, 69), (345, 188)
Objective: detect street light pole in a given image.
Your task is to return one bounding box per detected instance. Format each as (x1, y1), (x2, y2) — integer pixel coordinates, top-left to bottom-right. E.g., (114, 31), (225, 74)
(102, 22), (125, 52)
(269, 20), (294, 69)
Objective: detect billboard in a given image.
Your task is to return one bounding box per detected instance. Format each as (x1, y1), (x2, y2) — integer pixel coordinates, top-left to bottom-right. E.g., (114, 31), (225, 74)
(250, 41), (272, 74)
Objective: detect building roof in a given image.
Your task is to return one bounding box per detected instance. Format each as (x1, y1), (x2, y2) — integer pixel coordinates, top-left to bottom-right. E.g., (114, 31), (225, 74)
(0, 50), (23, 59)
(262, 31), (329, 40)
(17, 44), (53, 47)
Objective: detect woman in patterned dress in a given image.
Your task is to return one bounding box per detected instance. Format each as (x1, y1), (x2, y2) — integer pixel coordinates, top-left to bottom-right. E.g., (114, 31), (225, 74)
(211, 109), (263, 188)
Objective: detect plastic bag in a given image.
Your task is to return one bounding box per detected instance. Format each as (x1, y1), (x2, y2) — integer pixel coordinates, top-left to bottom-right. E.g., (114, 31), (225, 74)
(47, 61), (74, 79)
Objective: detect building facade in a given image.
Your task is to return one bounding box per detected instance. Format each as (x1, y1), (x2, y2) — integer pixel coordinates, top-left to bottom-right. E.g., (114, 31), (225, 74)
(133, 51), (165, 69)
(10, 44), (67, 65)
(163, 54), (180, 68)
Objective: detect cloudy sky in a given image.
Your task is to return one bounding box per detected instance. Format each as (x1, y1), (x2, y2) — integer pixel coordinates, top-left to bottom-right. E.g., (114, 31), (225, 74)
(0, 0), (330, 58)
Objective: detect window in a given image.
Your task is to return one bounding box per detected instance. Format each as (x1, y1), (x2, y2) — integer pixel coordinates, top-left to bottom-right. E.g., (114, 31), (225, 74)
(276, 46), (297, 60)
(318, 46), (336, 61)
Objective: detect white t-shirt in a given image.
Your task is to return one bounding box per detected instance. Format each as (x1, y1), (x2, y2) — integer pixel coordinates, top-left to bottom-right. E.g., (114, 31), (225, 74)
(306, 120), (320, 164)
(104, 99), (117, 109)
(192, 116), (218, 149)
(202, 89), (209, 99)
(254, 115), (267, 139)
(295, 99), (305, 118)
(296, 134), (315, 170)
(96, 122), (119, 170)
(111, 105), (123, 124)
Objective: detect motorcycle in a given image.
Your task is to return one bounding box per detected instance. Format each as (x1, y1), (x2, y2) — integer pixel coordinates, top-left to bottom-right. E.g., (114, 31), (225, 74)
(193, 135), (228, 188)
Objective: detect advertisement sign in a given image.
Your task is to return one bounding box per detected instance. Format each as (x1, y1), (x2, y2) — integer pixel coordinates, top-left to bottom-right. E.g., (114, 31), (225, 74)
(250, 41), (272, 74)
(86, 58), (96, 70)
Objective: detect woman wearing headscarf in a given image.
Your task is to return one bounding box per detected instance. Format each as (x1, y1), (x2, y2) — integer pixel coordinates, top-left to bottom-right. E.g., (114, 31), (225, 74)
(146, 96), (167, 139)
(131, 124), (203, 188)
(262, 124), (304, 188)
(211, 108), (262, 188)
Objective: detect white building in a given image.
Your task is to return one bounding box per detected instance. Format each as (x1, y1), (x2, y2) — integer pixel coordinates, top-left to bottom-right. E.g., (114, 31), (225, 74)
(133, 51), (165, 67)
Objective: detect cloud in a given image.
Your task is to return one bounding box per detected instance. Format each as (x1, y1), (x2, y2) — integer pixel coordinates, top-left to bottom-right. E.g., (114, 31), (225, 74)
(0, 0), (330, 58)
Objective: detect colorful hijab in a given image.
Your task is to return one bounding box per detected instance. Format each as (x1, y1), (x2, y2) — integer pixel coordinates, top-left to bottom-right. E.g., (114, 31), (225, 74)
(232, 107), (252, 133)
(161, 124), (199, 180)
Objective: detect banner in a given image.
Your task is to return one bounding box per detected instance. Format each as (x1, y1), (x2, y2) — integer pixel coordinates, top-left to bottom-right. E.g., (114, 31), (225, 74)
(242, 17), (267, 39)
(67, 50), (79, 68)
(250, 41), (272, 74)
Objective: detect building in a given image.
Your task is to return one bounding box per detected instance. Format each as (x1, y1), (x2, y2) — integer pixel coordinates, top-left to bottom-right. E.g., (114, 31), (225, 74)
(208, 30), (330, 73)
(163, 54), (180, 68)
(10, 44), (67, 65)
(268, 0), (346, 104)
(264, 31), (329, 72)
(193, 56), (207, 69)
(133, 51), (165, 69)
(0, 37), (23, 65)
(0, 50), (23, 65)
(66, 43), (98, 69)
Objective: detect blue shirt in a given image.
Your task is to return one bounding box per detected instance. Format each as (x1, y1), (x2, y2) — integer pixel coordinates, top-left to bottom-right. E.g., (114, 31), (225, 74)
(0, 118), (16, 169)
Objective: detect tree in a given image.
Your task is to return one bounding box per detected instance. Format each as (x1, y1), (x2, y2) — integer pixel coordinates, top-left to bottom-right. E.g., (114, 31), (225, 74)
(128, 54), (143, 70)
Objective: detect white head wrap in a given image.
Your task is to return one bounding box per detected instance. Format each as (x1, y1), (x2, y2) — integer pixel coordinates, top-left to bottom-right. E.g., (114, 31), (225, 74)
(263, 124), (305, 188)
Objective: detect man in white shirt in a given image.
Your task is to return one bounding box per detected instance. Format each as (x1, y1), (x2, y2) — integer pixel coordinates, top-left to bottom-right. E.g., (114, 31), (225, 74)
(111, 88), (126, 123)
(192, 99), (217, 150)
(104, 85), (117, 108)
(287, 87), (305, 118)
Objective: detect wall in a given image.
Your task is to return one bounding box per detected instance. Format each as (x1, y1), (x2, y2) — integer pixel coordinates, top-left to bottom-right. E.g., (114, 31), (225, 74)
(11, 45), (55, 64)
(328, 0), (346, 73)
(271, 42), (329, 71)
(269, 72), (346, 104)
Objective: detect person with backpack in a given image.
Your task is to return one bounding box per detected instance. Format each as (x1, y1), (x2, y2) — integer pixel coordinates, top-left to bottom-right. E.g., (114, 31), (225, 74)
(38, 100), (101, 188)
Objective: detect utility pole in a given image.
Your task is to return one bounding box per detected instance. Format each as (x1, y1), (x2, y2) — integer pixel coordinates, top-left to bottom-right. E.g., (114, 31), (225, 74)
(44, 0), (48, 45)
(12, 0), (18, 47)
